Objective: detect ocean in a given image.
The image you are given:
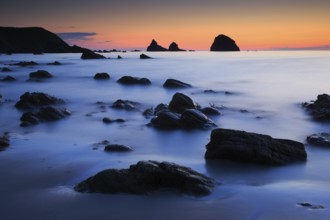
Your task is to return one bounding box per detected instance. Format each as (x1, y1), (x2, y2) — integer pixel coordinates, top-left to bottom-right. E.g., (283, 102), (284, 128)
(0, 51), (329, 219)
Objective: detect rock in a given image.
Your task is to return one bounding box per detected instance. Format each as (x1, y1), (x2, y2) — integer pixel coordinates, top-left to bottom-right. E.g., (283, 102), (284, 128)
(146, 39), (168, 51)
(181, 109), (216, 129)
(154, 103), (169, 115)
(1, 76), (16, 82)
(168, 93), (196, 114)
(0, 27), (91, 53)
(10, 61), (38, 66)
(210, 34), (240, 51)
(168, 42), (186, 51)
(102, 117), (125, 124)
(47, 61), (61, 65)
(140, 53), (152, 59)
(1, 67), (11, 72)
(29, 70), (53, 79)
(81, 50), (106, 59)
(117, 76), (151, 85)
(205, 128), (307, 165)
(163, 79), (192, 88)
(117, 55), (122, 59)
(94, 72), (110, 80)
(297, 202), (325, 209)
(303, 94), (330, 121)
(104, 144), (133, 152)
(0, 133), (10, 150)
(112, 99), (140, 111)
(15, 92), (65, 110)
(20, 106), (70, 127)
(307, 133), (330, 147)
(74, 160), (215, 196)
(151, 110), (182, 129)
(200, 107), (221, 116)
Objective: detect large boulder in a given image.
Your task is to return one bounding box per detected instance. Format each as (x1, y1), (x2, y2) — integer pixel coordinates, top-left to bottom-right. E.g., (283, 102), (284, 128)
(81, 50), (106, 59)
(117, 76), (151, 85)
(303, 94), (330, 121)
(205, 128), (307, 165)
(15, 92), (65, 110)
(210, 34), (240, 51)
(146, 39), (168, 51)
(168, 93), (196, 113)
(168, 42), (185, 51)
(74, 160), (215, 196)
(151, 110), (182, 129)
(163, 79), (192, 88)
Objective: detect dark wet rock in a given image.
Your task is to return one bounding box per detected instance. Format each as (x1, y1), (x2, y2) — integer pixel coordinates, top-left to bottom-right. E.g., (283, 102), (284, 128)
(47, 61), (61, 65)
(298, 202), (325, 209)
(112, 99), (140, 111)
(1, 76), (16, 82)
(20, 106), (70, 127)
(1, 67), (11, 72)
(81, 50), (106, 59)
(163, 79), (192, 88)
(10, 61), (38, 66)
(154, 103), (169, 115)
(74, 160), (215, 196)
(94, 72), (110, 80)
(104, 144), (133, 152)
(117, 55), (122, 59)
(200, 107), (221, 116)
(102, 117), (125, 124)
(143, 108), (154, 118)
(140, 53), (152, 59)
(181, 109), (216, 129)
(169, 93), (196, 114)
(168, 42), (186, 51)
(307, 133), (330, 147)
(29, 70), (53, 79)
(303, 94), (330, 121)
(15, 92), (64, 110)
(0, 133), (10, 150)
(117, 76), (151, 85)
(205, 128), (307, 165)
(210, 34), (240, 51)
(146, 39), (168, 51)
(151, 110), (182, 129)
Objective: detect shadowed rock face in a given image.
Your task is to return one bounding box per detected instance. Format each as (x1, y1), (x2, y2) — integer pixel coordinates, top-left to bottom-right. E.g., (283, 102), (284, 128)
(74, 160), (216, 196)
(0, 27), (90, 53)
(210, 34), (240, 51)
(303, 94), (330, 121)
(15, 92), (65, 110)
(205, 128), (307, 165)
(168, 42), (185, 51)
(146, 39), (168, 51)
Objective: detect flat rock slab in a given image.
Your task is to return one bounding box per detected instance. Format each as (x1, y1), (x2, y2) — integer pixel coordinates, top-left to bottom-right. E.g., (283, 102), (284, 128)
(75, 160), (215, 196)
(307, 133), (330, 147)
(205, 128), (307, 165)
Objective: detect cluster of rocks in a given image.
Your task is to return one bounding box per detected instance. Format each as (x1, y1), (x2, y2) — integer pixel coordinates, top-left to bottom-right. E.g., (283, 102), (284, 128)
(147, 40), (186, 52)
(15, 92), (70, 127)
(303, 93), (330, 121)
(74, 160), (216, 196)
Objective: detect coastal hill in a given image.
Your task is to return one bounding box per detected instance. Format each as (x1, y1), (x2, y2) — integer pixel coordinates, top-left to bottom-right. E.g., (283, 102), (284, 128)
(0, 27), (90, 53)
(210, 34), (240, 51)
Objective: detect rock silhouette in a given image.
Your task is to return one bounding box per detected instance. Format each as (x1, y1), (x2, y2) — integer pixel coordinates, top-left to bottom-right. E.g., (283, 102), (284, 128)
(146, 39), (168, 51)
(303, 94), (330, 121)
(210, 34), (240, 51)
(168, 42), (186, 51)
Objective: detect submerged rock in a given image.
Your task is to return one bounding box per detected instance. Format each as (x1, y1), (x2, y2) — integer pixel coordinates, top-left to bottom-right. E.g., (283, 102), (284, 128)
(102, 117), (125, 124)
(163, 79), (192, 88)
(1, 76), (16, 82)
(210, 34), (240, 51)
(94, 72), (110, 80)
(10, 61), (38, 66)
(117, 76), (151, 85)
(146, 39), (168, 51)
(140, 53), (152, 59)
(15, 92), (65, 110)
(200, 107), (221, 116)
(104, 144), (133, 152)
(307, 133), (330, 147)
(29, 70), (53, 79)
(47, 61), (61, 65)
(1, 67), (12, 72)
(205, 128), (307, 165)
(74, 160), (215, 196)
(81, 51), (106, 59)
(112, 99), (140, 111)
(168, 92), (196, 114)
(303, 94), (330, 121)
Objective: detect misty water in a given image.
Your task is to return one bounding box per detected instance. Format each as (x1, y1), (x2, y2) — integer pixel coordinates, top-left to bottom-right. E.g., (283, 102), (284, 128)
(0, 51), (329, 219)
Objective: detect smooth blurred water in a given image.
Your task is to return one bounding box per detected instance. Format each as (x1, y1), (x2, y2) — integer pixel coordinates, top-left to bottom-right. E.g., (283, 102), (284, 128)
(0, 51), (330, 220)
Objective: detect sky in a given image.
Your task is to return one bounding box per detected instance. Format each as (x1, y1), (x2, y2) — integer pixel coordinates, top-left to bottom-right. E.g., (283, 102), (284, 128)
(1, 0), (330, 50)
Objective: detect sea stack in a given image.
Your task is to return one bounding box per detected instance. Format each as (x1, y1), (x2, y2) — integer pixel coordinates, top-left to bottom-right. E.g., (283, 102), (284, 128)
(210, 34), (240, 51)
(168, 42), (185, 51)
(146, 39), (168, 51)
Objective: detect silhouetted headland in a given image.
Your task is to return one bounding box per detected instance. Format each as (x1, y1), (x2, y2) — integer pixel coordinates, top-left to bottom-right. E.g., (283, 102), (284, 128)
(146, 39), (168, 51)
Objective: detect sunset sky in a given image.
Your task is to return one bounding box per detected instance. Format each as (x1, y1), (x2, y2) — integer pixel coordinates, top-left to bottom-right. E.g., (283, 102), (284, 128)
(1, 0), (330, 50)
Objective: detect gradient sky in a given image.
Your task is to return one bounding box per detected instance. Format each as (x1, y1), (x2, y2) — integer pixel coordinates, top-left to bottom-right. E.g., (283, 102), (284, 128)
(1, 0), (330, 50)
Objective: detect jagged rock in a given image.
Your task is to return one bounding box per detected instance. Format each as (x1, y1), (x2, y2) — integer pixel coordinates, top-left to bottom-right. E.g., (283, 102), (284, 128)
(81, 50), (106, 59)
(168, 42), (185, 51)
(74, 160), (215, 196)
(15, 92), (64, 110)
(1, 76), (16, 82)
(0, 133), (10, 150)
(1, 67), (11, 72)
(168, 93), (196, 114)
(20, 106), (70, 127)
(303, 94), (330, 121)
(10, 61), (38, 66)
(102, 117), (125, 124)
(94, 72), (110, 80)
(151, 110), (182, 129)
(47, 61), (61, 65)
(140, 53), (152, 59)
(163, 79), (192, 88)
(29, 70), (53, 79)
(205, 128), (307, 165)
(210, 34), (240, 51)
(307, 133), (330, 147)
(104, 144), (133, 152)
(181, 109), (216, 129)
(112, 99), (140, 111)
(117, 76), (151, 85)
(146, 39), (168, 51)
